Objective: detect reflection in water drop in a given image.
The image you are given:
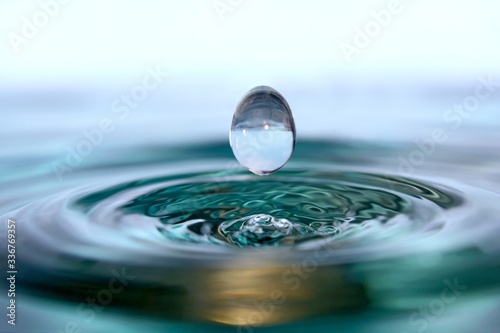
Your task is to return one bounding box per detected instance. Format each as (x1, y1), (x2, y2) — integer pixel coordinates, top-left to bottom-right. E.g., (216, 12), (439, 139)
(230, 86), (296, 176)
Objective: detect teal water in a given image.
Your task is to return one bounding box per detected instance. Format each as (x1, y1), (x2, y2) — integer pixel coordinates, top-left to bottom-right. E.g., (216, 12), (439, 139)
(2, 138), (500, 332)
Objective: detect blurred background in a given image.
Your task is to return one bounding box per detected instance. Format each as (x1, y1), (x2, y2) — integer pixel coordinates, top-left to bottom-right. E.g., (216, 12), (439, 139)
(1, 1), (500, 332)
(1, 0), (499, 155)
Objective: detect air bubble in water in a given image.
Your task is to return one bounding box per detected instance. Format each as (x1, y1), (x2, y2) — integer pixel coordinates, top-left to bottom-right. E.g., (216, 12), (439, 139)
(230, 86), (296, 176)
(220, 214), (294, 246)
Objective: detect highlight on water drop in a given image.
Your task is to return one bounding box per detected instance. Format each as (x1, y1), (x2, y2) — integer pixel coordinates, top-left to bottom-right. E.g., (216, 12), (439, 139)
(229, 86), (296, 176)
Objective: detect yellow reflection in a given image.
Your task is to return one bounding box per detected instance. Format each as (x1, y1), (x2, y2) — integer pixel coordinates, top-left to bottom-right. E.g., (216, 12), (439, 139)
(189, 257), (369, 327)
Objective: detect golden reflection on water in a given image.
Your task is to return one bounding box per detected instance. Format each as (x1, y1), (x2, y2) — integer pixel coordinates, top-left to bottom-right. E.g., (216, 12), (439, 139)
(189, 256), (369, 326)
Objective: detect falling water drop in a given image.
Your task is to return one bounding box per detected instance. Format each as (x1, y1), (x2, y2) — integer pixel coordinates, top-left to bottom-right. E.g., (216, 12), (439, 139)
(230, 86), (296, 176)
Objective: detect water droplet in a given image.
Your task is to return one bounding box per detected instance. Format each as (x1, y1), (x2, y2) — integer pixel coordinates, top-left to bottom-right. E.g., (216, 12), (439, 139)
(230, 86), (296, 176)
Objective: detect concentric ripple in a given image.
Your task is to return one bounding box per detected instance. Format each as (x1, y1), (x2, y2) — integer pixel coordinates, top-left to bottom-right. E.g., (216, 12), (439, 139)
(4, 141), (500, 327)
(116, 174), (453, 247)
(12, 169), (469, 262)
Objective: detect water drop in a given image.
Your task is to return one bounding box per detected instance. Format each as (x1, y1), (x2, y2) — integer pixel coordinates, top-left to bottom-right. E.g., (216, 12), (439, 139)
(230, 86), (296, 176)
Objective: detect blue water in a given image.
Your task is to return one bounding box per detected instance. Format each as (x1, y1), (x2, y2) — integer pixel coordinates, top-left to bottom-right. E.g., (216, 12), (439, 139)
(1, 80), (500, 333)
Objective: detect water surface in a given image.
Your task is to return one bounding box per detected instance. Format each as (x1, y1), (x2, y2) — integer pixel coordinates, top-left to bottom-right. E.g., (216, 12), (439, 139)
(2, 136), (500, 332)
